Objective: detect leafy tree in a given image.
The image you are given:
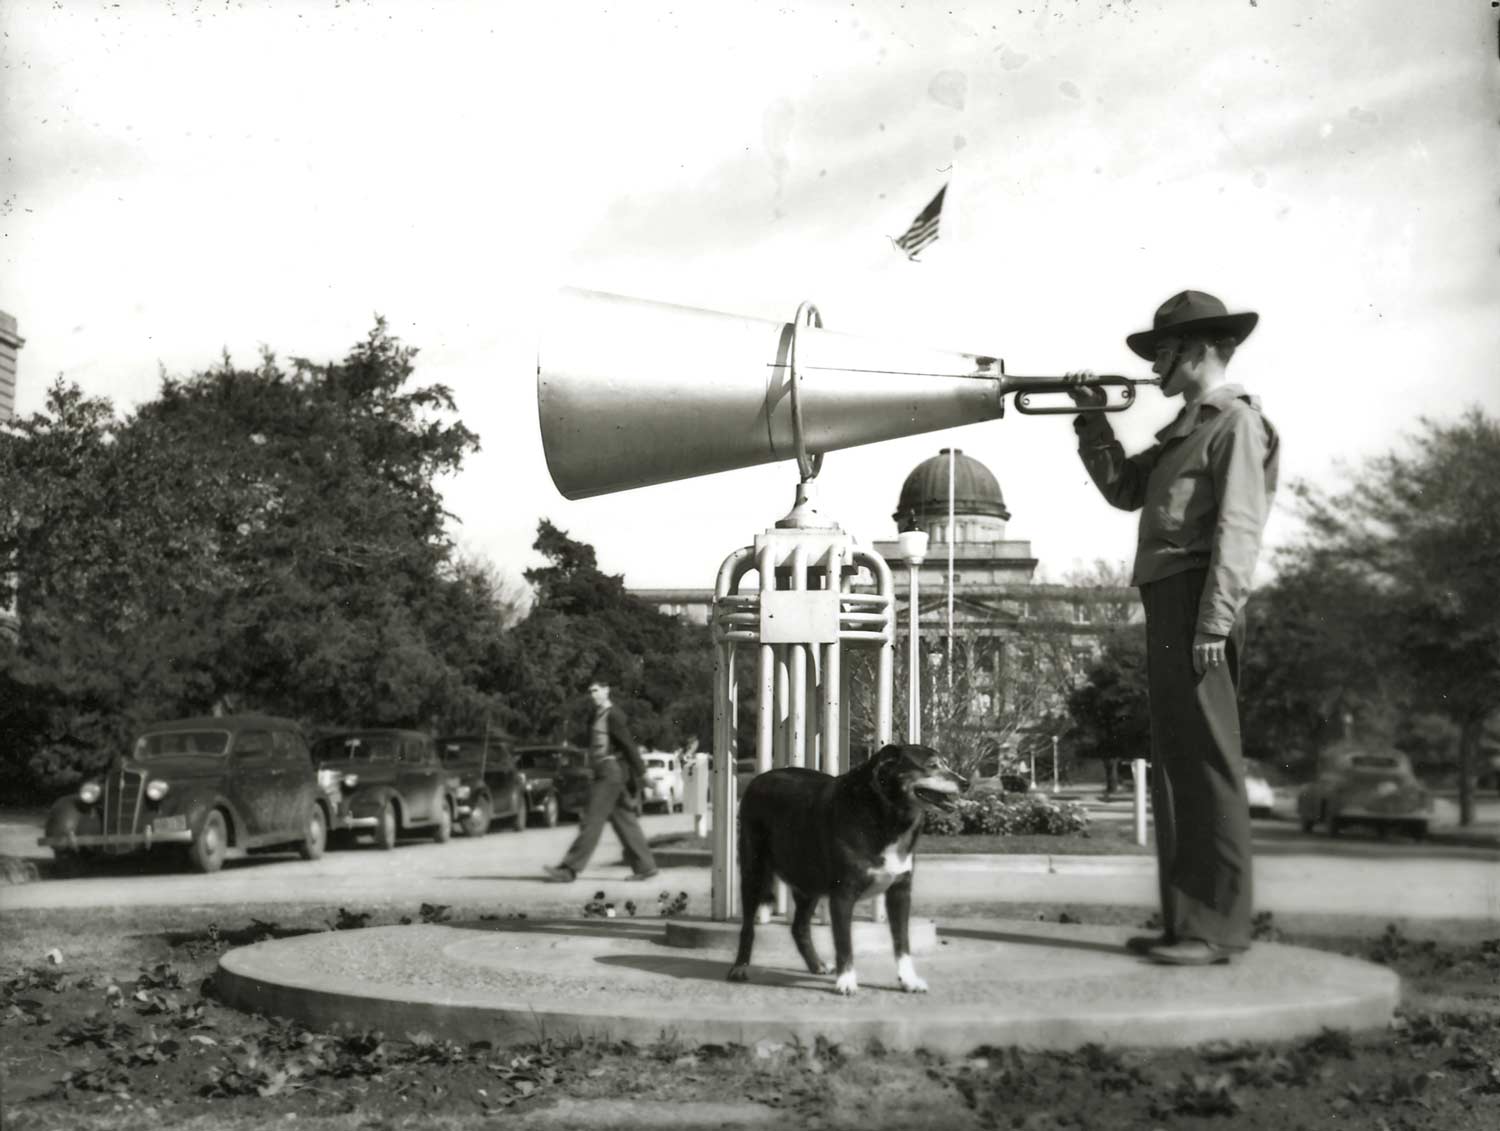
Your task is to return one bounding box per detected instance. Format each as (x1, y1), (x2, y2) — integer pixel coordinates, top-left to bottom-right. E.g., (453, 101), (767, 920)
(1288, 409), (1500, 823)
(1239, 563), (1407, 778)
(0, 322), (514, 798)
(1064, 625), (1151, 794)
(498, 520), (714, 751)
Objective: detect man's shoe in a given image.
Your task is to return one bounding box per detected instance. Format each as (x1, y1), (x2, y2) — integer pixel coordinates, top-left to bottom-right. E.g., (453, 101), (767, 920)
(1146, 939), (1234, 966)
(1124, 934), (1175, 956)
(625, 868), (660, 882)
(543, 865), (577, 883)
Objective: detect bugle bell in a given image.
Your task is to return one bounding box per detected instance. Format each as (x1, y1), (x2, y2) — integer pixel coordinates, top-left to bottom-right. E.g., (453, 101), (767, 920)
(537, 288), (1155, 500)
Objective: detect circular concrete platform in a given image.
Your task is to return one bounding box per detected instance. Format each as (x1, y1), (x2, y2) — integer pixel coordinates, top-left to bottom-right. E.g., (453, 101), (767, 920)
(217, 917), (1399, 1054)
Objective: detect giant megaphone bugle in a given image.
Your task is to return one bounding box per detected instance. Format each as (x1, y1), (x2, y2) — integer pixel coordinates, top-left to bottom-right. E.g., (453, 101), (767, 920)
(537, 288), (1157, 500)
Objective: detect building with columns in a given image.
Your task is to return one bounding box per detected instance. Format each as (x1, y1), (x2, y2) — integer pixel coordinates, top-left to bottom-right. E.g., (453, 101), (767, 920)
(0, 310), (22, 424)
(632, 447), (1142, 768)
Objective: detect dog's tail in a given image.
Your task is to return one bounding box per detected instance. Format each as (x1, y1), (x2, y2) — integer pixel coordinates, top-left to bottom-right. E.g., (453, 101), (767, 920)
(737, 805), (776, 911)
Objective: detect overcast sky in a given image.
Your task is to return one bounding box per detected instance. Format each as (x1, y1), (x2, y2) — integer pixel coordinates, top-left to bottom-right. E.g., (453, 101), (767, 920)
(4, 0), (1498, 595)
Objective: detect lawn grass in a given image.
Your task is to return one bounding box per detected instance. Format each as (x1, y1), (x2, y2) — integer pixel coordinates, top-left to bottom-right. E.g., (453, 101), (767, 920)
(3, 902), (1497, 1131)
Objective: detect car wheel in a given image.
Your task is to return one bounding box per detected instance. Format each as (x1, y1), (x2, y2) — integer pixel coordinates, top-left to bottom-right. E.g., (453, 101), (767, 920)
(539, 793), (559, 828)
(510, 788), (528, 831)
(189, 810), (229, 874)
(298, 805), (328, 861)
(463, 795), (492, 838)
(51, 849), (85, 878)
(431, 801), (453, 843)
(374, 800), (399, 850)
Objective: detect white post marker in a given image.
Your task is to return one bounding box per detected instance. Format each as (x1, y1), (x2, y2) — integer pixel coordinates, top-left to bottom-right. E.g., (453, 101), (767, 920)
(685, 753), (710, 838)
(1132, 757), (1149, 846)
(898, 529), (929, 745)
(1051, 734), (1060, 795)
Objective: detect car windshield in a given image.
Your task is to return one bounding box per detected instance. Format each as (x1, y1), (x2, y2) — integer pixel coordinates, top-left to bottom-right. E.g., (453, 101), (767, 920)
(439, 738), (498, 763)
(134, 731), (230, 759)
(517, 751), (561, 770)
(312, 734), (399, 762)
(1349, 755), (1402, 771)
(644, 757), (671, 771)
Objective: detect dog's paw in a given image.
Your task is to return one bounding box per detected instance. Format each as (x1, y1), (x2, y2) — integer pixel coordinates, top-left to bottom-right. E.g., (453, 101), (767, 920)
(833, 970), (859, 996)
(896, 955), (928, 993)
(726, 964), (750, 983)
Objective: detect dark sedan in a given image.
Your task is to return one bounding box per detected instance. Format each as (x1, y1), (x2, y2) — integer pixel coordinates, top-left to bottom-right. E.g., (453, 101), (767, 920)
(514, 745), (591, 822)
(312, 729), (456, 849)
(38, 715), (329, 874)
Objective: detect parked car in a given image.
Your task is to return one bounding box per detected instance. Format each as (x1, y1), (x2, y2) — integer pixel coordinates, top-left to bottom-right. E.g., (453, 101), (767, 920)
(38, 715), (329, 874)
(437, 733), (553, 831)
(639, 751), (685, 813)
(514, 745), (591, 821)
(1243, 758), (1277, 818)
(1296, 744), (1432, 839)
(311, 729), (456, 848)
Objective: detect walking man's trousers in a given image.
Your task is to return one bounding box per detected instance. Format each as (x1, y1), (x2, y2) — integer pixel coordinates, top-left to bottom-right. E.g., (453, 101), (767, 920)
(1141, 567), (1254, 951)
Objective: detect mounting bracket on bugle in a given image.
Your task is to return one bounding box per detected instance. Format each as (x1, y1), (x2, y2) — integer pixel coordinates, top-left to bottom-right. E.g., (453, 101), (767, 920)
(997, 372), (1160, 415)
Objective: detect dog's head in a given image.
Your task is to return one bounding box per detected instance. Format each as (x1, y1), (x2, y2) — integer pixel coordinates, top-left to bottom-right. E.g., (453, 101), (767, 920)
(870, 744), (967, 817)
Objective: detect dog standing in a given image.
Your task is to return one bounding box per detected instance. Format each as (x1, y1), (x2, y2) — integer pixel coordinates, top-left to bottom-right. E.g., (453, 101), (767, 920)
(726, 743), (966, 995)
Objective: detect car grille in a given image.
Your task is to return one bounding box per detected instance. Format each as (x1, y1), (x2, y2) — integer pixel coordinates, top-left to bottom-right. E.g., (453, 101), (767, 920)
(101, 767), (148, 845)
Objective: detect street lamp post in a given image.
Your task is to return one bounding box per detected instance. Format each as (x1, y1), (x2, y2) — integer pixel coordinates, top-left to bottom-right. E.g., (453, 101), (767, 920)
(898, 530), (929, 745)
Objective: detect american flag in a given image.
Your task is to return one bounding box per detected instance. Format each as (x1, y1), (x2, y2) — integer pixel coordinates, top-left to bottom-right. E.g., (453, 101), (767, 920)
(893, 184), (946, 259)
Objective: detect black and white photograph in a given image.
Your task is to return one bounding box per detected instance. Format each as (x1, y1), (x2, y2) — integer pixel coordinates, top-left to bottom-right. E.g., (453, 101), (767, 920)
(2, 2), (1497, 1129)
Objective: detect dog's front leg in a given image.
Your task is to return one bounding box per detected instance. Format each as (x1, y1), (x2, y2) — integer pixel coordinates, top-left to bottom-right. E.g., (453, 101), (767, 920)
(829, 890), (859, 995)
(885, 874), (927, 993)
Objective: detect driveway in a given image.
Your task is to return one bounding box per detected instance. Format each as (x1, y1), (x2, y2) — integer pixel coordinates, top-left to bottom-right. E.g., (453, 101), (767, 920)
(3, 807), (1496, 926)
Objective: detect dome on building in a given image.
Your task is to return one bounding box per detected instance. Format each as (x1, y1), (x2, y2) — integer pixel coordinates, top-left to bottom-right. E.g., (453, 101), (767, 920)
(893, 448), (1010, 531)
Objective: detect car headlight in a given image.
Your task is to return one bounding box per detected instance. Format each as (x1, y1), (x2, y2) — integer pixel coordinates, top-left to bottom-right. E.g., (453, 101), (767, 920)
(317, 768), (341, 791)
(145, 780), (170, 801)
(456, 785), (471, 801)
(342, 773), (359, 789)
(78, 781), (101, 805)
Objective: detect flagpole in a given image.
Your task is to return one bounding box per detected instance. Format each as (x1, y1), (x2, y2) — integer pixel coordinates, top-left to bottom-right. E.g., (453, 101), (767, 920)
(946, 447), (955, 690)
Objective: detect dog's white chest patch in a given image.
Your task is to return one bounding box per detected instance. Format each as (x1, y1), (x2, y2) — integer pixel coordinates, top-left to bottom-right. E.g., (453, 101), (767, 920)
(864, 844), (913, 894)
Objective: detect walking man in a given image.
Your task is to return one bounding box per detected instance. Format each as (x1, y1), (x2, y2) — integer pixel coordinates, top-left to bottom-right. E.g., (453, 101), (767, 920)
(544, 675), (658, 883)
(1067, 290), (1279, 965)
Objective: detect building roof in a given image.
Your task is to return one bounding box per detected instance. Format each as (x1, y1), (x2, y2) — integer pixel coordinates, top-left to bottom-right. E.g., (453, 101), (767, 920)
(893, 448), (1009, 527)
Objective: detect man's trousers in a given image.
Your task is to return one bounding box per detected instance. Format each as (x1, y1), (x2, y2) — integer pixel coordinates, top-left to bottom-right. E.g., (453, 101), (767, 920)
(560, 757), (656, 877)
(1140, 568), (1254, 951)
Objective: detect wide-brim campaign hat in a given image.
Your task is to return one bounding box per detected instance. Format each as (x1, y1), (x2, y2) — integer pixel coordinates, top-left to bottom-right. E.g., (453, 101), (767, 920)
(1125, 290), (1259, 360)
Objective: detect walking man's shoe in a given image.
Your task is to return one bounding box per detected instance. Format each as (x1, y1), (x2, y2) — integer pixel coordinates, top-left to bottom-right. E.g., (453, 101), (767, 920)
(625, 868), (660, 882)
(543, 865), (577, 883)
(1124, 934), (1176, 956)
(1146, 939), (1234, 966)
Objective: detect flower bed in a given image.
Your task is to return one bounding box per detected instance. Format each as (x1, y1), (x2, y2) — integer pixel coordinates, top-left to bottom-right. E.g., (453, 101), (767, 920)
(922, 793), (1091, 837)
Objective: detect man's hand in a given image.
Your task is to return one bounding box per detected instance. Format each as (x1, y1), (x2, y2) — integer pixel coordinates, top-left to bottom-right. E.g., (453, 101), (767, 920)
(1062, 370), (1108, 408)
(1192, 632), (1227, 675)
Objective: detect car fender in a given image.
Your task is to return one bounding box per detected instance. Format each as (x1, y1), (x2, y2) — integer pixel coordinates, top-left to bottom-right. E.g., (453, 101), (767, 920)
(184, 794), (246, 844)
(347, 785), (402, 820)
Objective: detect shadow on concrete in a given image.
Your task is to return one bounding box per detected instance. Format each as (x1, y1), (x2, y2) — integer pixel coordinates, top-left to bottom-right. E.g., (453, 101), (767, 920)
(937, 925), (1126, 958)
(594, 952), (827, 990)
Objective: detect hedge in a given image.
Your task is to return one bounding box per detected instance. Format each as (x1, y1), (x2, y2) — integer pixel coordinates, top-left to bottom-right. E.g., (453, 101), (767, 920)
(922, 793), (1091, 837)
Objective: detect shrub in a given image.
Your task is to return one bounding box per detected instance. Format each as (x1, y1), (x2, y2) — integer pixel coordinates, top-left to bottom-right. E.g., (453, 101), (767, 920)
(922, 794), (1090, 837)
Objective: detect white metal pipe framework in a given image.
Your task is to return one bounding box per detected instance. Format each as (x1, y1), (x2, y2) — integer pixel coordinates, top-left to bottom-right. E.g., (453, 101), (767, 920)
(709, 528), (895, 922)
